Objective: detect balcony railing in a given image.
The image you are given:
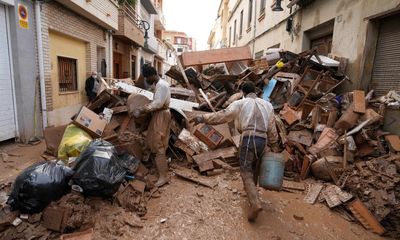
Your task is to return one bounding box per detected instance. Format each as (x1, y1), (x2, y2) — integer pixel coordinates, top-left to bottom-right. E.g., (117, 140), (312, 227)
(115, 3), (145, 46)
(119, 3), (144, 33)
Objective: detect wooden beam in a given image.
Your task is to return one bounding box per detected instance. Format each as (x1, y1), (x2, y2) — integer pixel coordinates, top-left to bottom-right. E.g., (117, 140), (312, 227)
(193, 147), (237, 163)
(199, 89), (216, 112)
(177, 57), (202, 103)
(181, 46), (252, 67)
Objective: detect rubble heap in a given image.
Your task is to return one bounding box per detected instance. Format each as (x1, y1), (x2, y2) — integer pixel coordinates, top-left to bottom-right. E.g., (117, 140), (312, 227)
(0, 46), (399, 239)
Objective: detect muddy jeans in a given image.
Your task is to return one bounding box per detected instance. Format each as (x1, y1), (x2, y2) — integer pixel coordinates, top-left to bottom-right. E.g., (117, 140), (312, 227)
(239, 135), (266, 183)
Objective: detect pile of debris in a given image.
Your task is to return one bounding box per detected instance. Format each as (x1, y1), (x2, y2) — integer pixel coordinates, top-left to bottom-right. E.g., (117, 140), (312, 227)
(164, 47), (400, 237)
(0, 75), (202, 239)
(0, 45), (399, 239)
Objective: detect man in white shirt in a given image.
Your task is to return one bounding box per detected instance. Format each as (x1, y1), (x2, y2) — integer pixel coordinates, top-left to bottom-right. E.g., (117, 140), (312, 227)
(191, 81), (279, 222)
(134, 65), (171, 187)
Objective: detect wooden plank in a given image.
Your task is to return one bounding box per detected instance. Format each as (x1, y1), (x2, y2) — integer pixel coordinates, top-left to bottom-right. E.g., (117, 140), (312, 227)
(287, 130), (313, 147)
(174, 139), (195, 156)
(300, 155), (313, 180)
(280, 104), (301, 125)
(111, 105), (127, 114)
(322, 185), (343, 208)
(104, 117), (120, 133)
(206, 169), (224, 176)
(119, 115), (131, 134)
(212, 159), (234, 170)
(174, 168), (217, 189)
(282, 180), (306, 191)
(343, 130), (348, 169)
(353, 90), (366, 113)
(170, 87), (195, 97)
(130, 180), (146, 194)
(385, 135), (400, 152)
(61, 228), (93, 240)
(181, 46), (252, 67)
(197, 160), (214, 172)
(304, 183), (323, 204)
(347, 198), (385, 235)
(193, 147), (237, 163)
(199, 88), (216, 112)
(176, 56), (202, 103)
(114, 82), (199, 112)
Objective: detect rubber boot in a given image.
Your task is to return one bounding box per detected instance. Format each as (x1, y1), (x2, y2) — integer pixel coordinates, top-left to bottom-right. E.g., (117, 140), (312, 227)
(154, 153), (169, 187)
(241, 171), (262, 222)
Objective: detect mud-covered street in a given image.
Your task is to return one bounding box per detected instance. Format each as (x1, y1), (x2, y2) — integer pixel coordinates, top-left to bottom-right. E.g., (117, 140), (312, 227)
(0, 142), (384, 240)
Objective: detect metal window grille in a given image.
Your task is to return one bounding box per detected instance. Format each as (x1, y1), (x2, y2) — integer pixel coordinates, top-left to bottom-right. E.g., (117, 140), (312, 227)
(58, 56), (77, 92)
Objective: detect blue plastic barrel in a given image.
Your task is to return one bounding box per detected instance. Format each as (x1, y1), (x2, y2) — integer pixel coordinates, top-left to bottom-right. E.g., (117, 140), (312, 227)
(259, 152), (284, 191)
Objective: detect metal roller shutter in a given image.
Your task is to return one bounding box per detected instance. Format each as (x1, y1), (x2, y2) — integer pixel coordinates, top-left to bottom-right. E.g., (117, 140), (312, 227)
(0, 5), (17, 141)
(370, 13), (400, 96)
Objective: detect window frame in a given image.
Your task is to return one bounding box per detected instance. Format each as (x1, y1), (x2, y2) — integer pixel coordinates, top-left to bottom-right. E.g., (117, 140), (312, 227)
(57, 56), (78, 93)
(229, 26), (232, 47)
(233, 19), (237, 44)
(248, 0), (253, 29)
(239, 10), (244, 38)
(260, 0), (266, 15)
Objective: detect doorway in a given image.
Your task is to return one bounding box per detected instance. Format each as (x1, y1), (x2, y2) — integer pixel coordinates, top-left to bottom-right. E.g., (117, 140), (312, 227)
(113, 52), (122, 79)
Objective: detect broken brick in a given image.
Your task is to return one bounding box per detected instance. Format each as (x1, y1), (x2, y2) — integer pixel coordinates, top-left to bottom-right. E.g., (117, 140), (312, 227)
(353, 90), (366, 113)
(42, 206), (71, 232)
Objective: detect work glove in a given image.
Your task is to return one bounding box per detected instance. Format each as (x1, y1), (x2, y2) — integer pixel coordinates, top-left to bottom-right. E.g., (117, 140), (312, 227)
(190, 115), (205, 124)
(270, 142), (281, 153)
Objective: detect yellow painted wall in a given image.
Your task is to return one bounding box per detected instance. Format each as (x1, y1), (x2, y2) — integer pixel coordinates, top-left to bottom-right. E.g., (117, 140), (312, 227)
(49, 31), (87, 109)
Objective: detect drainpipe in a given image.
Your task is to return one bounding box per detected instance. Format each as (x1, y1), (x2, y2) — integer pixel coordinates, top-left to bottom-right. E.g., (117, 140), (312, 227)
(108, 30), (113, 78)
(35, 1), (47, 128)
(252, 0), (257, 57)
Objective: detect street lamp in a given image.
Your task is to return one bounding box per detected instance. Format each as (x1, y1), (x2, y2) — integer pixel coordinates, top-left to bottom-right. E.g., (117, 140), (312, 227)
(272, 0), (284, 11)
(139, 20), (150, 48)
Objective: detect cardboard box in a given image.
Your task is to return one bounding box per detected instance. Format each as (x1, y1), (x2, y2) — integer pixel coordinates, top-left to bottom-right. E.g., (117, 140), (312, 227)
(73, 106), (107, 138)
(43, 125), (67, 157)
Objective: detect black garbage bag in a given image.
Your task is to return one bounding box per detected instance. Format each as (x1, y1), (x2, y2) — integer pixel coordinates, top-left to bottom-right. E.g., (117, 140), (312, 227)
(118, 153), (140, 175)
(72, 139), (126, 197)
(7, 162), (74, 213)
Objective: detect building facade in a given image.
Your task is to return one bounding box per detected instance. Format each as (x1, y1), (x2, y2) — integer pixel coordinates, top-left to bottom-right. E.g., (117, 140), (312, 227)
(0, 0), (39, 142)
(163, 30), (196, 55)
(113, 0), (173, 80)
(0, 0), (176, 143)
(40, 0), (118, 127)
(209, 0), (400, 93)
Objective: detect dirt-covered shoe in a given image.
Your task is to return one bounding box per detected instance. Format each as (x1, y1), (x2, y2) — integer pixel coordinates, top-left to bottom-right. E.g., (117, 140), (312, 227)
(247, 204), (262, 222)
(154, 176), (169, 187)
